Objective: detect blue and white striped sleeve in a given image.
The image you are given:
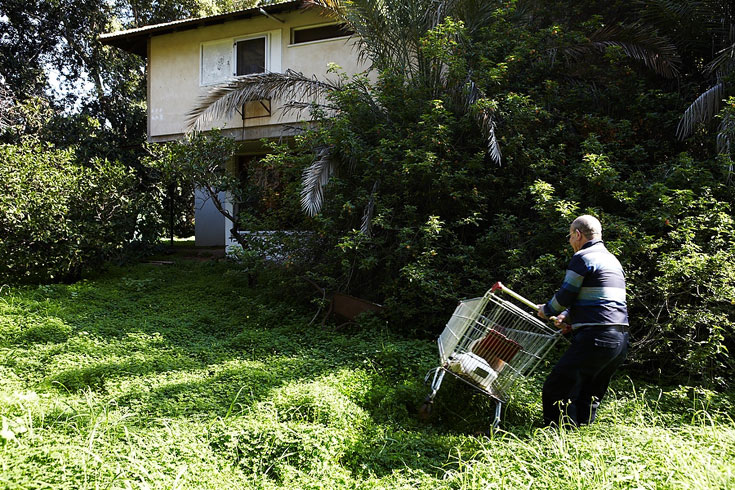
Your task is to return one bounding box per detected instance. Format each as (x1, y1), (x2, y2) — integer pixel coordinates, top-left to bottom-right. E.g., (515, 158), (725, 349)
(543, 255), (588, 316)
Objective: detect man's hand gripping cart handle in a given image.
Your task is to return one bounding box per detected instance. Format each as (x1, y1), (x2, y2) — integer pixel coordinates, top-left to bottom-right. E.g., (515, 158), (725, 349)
(491, 282), (572, 335)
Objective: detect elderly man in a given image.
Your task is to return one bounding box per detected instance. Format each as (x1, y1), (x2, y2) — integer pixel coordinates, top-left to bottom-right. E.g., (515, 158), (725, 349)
(536, 215), (629, 427)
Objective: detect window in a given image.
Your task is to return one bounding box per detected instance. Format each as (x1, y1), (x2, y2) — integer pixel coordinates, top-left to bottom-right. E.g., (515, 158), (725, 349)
(201, 39), (233, 85)
(236, 37), (266, 75)
(291, 23), (352, 45)
(200, 30), (280, 87)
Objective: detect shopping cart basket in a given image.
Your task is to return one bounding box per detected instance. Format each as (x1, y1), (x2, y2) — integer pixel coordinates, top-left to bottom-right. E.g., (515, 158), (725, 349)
(421, 281), (567, 427)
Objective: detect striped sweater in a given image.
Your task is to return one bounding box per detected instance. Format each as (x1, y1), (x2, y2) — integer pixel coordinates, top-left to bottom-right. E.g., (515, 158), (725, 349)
(543, 240), (628, 329)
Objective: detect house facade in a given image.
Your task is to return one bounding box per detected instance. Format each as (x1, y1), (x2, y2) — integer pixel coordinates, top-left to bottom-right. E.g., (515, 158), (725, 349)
(101, 1), (364, 246)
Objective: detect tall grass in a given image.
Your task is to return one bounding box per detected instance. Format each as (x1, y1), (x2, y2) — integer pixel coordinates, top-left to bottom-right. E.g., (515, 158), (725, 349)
(0, 260), (733, 488)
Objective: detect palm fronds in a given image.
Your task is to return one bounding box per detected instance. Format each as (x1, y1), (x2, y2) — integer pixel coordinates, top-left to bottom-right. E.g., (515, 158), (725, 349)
(638, 0), (735, 146)
(302, 0), (346, 16)
(477, 108), (502, 165)
(638, 0), (708, 17)
(676, 82), (725, 139)
(305, 0), (497, 80)
(637, 0), (711, 30)
(360, 180), (379, 236)
(716, 102), (735, 180)
(636, 0), (727, 52)
(189, 0), (509, 219)
(717, 116), (731, 154)
(444, 0), (501, 36)
(187, 69), (342, 131)
(466, 79), (502, 165)
(705, 41), (735, 75)
(300, 146), (336, 216)
(558, 24), (681, 78)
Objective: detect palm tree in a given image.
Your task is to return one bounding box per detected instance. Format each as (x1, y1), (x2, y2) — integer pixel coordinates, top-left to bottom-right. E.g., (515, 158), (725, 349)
(553, 23), (680, 78)
(639, 0), (735, 152)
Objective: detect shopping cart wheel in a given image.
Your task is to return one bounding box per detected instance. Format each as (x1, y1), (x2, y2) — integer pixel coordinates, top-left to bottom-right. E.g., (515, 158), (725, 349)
(419, 367), (445, 421)
(418, 397), (434, 421)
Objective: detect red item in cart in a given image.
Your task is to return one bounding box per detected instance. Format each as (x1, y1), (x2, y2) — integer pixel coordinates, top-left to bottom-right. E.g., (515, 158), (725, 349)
(471, 329), (522, 372)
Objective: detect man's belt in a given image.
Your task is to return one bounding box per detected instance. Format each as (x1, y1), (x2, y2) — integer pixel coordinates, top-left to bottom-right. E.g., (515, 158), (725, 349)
(573, 324), (628, 333)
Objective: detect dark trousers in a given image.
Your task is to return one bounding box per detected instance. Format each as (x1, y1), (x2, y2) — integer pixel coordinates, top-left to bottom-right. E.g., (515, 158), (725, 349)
(542, 325), (629, 427)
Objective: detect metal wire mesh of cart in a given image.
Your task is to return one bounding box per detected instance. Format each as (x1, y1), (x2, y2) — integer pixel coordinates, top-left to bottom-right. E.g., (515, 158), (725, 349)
(436, 286), (562, 402)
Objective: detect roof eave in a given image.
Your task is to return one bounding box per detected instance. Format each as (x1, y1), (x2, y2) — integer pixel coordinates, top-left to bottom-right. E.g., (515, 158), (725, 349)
(100, 1), (304, 57)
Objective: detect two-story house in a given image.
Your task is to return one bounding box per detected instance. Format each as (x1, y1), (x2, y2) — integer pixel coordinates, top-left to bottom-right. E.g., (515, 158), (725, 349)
(100, 1), (363, 247)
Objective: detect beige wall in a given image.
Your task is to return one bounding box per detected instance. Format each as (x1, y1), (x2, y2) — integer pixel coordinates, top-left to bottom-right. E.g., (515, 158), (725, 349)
(148, 9), (364, 142)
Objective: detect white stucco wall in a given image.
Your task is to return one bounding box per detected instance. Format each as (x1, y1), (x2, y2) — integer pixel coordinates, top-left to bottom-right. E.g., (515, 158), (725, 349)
(148, 9), (364, 141)
(194, 189), (226, 246)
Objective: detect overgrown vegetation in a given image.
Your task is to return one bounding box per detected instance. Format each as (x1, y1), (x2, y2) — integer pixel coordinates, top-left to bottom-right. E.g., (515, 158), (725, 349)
(0, 260), (733, 488)
(183, 1), (735, 386)
(2, 0), (732, 386)
(0, 139), (159, 283)
(1, 5), (734, 485)
(0, 0), (273, 282)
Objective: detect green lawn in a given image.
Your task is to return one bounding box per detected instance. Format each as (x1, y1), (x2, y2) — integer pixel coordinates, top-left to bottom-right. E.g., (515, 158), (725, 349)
(1, 260), (733, 489)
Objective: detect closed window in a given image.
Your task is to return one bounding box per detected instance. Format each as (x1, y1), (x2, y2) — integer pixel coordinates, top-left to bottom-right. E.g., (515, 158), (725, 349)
(201, 39), (233, 85)
(236, 37), (266, 75)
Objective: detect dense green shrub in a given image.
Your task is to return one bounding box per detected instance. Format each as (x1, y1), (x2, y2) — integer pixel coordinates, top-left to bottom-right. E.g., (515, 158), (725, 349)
(231, 9), (735, 386)
(160, 3), (734, 385)
(0, 139), (149, 283)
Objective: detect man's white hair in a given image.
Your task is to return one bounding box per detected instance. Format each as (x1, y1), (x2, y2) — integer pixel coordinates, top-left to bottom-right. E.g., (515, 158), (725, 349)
(571, 215), (602, 240)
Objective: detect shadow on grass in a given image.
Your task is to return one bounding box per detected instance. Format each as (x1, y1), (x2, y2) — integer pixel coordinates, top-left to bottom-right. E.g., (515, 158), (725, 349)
(14, 259), (705, 483)
(115, 356), (332, 418)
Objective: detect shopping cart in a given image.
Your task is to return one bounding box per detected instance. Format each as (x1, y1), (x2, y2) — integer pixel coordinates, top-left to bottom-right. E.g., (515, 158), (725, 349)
(421, 282), (567, 427)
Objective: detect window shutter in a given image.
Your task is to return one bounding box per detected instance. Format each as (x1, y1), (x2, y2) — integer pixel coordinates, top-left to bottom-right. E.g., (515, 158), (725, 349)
(201, 40), (233, 85)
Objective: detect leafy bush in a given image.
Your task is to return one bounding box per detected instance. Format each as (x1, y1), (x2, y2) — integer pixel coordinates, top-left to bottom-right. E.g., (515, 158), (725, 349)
(0, 139), (151, 283)
(152, 5), (734, 385)
(230, 11), (735, 386)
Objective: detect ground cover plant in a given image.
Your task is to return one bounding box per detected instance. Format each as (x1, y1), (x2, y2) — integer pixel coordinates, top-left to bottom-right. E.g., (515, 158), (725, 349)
(1, 259), (733, 489)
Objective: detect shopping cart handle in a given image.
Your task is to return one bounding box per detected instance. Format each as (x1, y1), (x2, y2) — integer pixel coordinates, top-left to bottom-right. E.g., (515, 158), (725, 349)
(492, 281), (571, 335)
(491, 281), (537, 310)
